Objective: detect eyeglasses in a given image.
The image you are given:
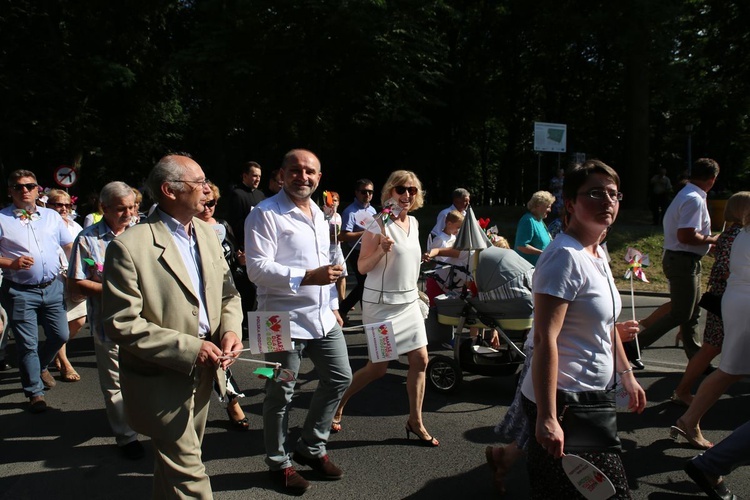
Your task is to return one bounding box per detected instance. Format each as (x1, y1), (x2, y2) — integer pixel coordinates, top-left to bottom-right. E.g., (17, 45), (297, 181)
(394, 186), (418, 196)
(48, 202), (73, 209)
(10, 183), (38, 192)
(204, 199), (217, 208)
(358, 189), (374, 195)
(579, 188), (623, 202)
(171, 179), (211, 188)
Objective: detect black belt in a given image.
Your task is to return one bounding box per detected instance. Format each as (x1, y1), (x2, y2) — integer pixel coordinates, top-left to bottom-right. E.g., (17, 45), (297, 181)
(4, 279), (55, 290)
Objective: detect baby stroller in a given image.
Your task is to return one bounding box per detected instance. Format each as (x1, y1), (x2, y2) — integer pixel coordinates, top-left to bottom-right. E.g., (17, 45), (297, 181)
(425, 246), (534, 393)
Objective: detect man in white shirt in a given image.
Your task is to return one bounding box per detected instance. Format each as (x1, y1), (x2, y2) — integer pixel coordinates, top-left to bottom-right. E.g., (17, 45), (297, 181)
(430, 187), (470, 238)
(626, 158), (720, 369)
(245, 149), (352, 494)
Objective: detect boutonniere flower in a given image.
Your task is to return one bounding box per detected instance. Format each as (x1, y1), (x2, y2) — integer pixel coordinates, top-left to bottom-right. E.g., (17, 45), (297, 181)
(13, 208), (41, 225)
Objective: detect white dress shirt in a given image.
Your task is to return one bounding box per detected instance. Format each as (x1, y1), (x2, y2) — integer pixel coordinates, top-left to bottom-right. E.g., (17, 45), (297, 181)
(245, 190), (336, 340)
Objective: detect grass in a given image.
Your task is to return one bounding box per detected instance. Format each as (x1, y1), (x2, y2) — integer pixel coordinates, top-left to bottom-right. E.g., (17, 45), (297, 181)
(414, 205), (712, 294)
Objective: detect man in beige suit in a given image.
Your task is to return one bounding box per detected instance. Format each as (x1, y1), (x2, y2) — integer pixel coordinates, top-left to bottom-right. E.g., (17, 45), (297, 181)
(103, 154), (243, 499)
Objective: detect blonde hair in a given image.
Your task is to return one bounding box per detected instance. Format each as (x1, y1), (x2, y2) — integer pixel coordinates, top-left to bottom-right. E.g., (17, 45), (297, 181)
(725, 191), (750, 226)
(527, 190), (555, 211)
(492, 235), (510, 249)
(207, 181), (221, 201)
(47, 189), (70, 203)
(445, 210), (464, 225)
(381, 170), (424, 211)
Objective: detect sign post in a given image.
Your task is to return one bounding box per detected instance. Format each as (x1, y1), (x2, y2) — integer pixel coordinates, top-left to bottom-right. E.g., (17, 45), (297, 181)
(54, 165), (78, 188)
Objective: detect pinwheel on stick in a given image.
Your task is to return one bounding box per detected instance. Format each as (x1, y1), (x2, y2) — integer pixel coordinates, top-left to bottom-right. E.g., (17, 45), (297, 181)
(623, 247), (650, 361)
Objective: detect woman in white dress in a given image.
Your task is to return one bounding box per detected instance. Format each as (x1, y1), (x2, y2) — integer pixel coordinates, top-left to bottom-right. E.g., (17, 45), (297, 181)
(331, 170), (437, 446)
(674, 204), (750, 449)
(46, 189), (86, 382)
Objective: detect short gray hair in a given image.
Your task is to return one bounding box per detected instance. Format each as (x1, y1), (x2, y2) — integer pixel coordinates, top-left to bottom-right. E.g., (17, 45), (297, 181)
(452, 188), (470, 199)
(100, 181), (134, 207)
(147, 156), (187, 202)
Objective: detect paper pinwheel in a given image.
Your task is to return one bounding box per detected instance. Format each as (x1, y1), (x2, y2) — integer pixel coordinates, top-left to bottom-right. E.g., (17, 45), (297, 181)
(623, 247), (650, 283)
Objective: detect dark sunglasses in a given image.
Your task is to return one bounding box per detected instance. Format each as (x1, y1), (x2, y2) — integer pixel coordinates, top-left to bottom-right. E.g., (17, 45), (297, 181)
(204, 199), (217, 208)
(48, 202), (73, 209)
(394, 186), (418, 196)
(358, 189), (374, 195)
(10, 183), (38, 192)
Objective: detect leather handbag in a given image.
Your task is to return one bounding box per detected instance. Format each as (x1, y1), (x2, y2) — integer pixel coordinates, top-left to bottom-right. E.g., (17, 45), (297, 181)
(556, 389), (622, 454)
(698, 291), (722, 318)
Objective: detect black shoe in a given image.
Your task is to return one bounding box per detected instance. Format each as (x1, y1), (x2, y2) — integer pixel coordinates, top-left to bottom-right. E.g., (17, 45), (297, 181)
(269, 467), (311, 494)
(119, 440), (145, 460)
(631, 358), (645, 370)
(29, 395), (48, 414)
(293, 452), (343, 480)
(0, 359), (7, 371)
(684, 460), (737, 500)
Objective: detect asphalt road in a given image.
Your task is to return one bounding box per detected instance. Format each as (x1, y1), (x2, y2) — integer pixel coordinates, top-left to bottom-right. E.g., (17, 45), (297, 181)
(0, 293), (748, 499)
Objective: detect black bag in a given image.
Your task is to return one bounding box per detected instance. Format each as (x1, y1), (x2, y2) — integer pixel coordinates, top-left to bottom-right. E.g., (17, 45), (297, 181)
(556, 389), (622, 454)
(698, 291), (722, 318)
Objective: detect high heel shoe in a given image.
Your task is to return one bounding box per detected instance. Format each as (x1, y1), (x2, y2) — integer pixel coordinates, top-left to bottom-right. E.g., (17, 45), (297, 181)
(669, 423), (712, 450)
(675, 331), (683, 347)
(226, 406), (250, 431)
(405, 422), (439, 447)
(331, 416), (342, 433)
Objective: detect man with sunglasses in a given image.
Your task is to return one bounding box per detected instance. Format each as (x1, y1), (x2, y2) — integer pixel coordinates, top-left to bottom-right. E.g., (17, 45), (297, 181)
(624, 158), (720, 370)
(338, 178), (377, 323)
(429, 187), (471, 240)
(245, 149), (352, 494)
(0, 169), (74, 413)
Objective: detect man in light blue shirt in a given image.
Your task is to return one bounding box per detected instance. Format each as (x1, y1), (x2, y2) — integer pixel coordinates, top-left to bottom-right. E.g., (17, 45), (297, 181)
(338, 178), (376, 320)
(0, 169), (73, 412)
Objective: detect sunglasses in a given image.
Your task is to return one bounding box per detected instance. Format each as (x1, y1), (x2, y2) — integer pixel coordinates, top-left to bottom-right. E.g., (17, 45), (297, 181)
(358, 189), (374, 195)
(48, 202), (73, 209)
(394, 186), (418, 196)
(10, 183), (38, 192)
(204, 199), (217, 208)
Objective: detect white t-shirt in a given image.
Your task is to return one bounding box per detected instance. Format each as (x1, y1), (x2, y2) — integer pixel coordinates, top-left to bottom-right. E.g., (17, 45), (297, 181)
(662, 182), (711, 255)
(429, 232), (469, 290)
(521, 233), (621, 402)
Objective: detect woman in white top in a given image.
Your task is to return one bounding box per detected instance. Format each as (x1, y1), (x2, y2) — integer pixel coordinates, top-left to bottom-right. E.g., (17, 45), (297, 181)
(46, 189), (86, 382)
(520, 161), (646, 498)
(331, 170), (437, 446)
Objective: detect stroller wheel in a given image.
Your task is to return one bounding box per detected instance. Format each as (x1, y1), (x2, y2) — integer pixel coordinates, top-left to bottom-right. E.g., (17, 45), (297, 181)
(427, 355), (462, 393)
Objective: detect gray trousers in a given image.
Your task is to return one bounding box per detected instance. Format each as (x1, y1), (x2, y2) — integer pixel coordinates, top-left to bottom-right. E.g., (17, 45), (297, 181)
(637, 250), (703, 358)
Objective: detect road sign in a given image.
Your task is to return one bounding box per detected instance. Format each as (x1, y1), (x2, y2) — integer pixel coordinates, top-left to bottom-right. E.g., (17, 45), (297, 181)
(534, 122), (567, 152)
(54, 165), (77, 188)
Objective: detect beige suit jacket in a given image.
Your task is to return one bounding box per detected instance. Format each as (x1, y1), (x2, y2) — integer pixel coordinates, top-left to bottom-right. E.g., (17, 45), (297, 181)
(102, 212), (243, 440)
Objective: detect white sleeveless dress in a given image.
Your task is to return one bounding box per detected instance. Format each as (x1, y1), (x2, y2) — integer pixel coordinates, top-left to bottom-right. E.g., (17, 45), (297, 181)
(720, 227), (750, 375)
(362, 216), (427, 355)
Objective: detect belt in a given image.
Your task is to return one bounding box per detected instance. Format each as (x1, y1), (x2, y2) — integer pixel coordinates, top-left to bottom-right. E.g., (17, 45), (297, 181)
(4, 279), (56, 290)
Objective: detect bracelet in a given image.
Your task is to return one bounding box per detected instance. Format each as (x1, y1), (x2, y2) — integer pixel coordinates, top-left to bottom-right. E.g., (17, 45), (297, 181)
(618, 367), (634, 376)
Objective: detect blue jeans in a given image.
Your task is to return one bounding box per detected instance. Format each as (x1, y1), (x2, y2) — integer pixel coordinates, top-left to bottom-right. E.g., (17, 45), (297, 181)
(693, 419), (750, 477)
(0, 279), (69, 397)
(263, 324), (352, 470)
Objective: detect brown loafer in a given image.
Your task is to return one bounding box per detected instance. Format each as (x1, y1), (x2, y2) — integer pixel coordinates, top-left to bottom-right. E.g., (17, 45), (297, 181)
(269, 466), (311, 494)
(29, 395), (48, 413)
(40, 370), (56, 389)
(293, 452), (343, 480)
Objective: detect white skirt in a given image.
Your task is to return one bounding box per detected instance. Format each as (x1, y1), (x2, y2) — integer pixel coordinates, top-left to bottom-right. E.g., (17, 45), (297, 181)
(363, 300), (427, 355)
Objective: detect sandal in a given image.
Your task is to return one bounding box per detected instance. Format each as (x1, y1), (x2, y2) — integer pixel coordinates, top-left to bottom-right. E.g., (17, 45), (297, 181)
(60, 366), (81, 382)
(331, 417), (342, 433)
(669, 391), (691, 408)
(670, 420), (713, 450)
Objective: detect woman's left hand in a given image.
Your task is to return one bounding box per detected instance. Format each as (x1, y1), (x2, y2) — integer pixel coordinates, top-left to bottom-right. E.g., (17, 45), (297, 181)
(621, 373), (647, 414)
